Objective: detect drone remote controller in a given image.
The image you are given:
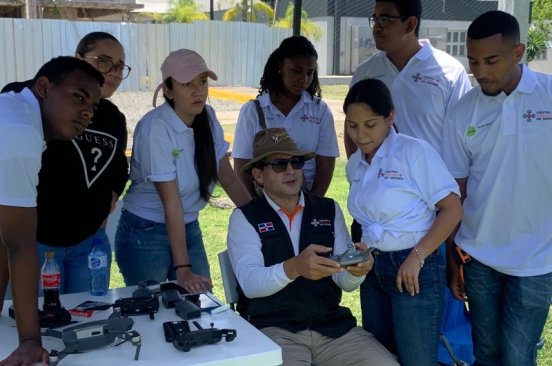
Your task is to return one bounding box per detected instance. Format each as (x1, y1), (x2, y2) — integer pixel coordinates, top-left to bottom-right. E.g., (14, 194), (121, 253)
(163, 320), (191, 342)
(328, 246), (374, 267)
(9, 305), (72, 328)
(112, 295), (159, 320)
(163, 321), (237, 352)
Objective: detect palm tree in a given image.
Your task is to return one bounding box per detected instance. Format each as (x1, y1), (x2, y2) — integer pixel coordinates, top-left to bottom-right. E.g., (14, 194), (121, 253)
(273, 3), (323, 41)
(163, 0), (209, 23)
(222, 0), (274, 23)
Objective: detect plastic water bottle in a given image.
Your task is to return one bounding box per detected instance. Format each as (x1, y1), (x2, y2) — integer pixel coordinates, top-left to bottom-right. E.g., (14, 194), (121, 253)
(41, 251), (61, 309)
(88, 238), (108, 296)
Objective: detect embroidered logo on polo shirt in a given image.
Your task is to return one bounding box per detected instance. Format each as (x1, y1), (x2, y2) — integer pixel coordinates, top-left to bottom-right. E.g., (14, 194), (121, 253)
(172, 148), (184, 158)
(258, 222), (275, 233)
(377, 168), (404, 180)
(467, 121), (494, 137)
(523, 109), (552, 123)
(299, 114), (322, 125)
(411, 73), (440, 87)
(524, 110), (536, 122)
(311, 219), (332, 227)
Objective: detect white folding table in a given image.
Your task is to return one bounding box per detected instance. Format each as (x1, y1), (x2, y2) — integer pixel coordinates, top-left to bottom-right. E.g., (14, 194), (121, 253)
(0, 286), (282, 366)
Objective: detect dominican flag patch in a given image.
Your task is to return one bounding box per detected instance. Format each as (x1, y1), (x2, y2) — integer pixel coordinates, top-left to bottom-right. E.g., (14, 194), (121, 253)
(258, 222), (275, 233)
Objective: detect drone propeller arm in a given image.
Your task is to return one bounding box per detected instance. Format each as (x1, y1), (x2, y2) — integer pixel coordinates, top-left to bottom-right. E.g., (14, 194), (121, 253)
(130, 330), (141, 361)
(134, 342), (141, 361)
(48, 349), (68, 366)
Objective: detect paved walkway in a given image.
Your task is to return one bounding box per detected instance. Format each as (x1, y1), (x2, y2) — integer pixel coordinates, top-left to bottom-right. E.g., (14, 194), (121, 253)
(209, 87), (257, 126)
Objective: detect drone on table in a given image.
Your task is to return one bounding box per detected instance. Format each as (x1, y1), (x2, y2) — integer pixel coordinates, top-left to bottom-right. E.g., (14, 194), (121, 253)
(42, 312), (141, 366)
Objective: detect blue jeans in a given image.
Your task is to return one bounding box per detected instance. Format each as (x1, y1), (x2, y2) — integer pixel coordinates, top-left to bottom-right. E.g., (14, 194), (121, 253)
(114, 209), (210, 286)
(360, 247), (445, 366)
(464, 258), (552, 366)
(38, 228), (112, 294)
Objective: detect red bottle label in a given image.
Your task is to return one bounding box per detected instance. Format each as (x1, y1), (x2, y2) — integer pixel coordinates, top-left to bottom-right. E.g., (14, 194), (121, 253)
(42, 273), (61, 288)
(68, 309), (94, 318)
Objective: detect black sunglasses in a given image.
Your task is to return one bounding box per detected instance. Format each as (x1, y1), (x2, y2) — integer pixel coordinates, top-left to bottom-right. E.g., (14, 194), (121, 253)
(262, 156), (306, 173)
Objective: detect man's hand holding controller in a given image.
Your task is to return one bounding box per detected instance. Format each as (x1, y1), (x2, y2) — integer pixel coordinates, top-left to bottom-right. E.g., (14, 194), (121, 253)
(329, 243), (375, 276)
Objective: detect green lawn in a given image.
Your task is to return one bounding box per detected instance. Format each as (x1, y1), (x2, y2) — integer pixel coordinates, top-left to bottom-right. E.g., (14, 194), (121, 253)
(321, 84), (349, 100)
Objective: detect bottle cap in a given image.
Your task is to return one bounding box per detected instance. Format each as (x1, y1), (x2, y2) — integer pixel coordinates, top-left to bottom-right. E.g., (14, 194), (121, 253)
(92, 238), (102, 246)
(45, 251), (55, 259)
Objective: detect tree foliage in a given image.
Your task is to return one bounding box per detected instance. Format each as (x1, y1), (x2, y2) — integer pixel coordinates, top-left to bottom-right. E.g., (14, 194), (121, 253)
(532, 0), (552, 20)
(222, 0), (274, 23)
(527, 21), (551, 61)
(273, 4), (323, 41)
(527, 0), (552, 62)
(162, 0), (209, 23)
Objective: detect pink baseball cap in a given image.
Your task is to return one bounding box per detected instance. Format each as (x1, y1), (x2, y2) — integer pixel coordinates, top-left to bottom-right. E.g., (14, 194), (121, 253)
(152, 49), (217, 107)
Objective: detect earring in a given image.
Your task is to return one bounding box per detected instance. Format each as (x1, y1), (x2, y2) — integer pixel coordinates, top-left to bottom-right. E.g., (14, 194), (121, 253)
(278, 70), (282, 74)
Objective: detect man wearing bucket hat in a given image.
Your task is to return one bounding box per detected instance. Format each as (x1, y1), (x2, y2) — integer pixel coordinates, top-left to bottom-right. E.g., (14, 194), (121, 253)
(115, 49), (250, 294)
(227, 128), (398, 365)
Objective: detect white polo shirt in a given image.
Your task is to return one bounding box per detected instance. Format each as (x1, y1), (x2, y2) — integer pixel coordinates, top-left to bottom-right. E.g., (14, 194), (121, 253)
(124, 103), (229, 224)
(231, 91), (339, 188)
(351, 39), (471, 153)
(442, 65), (552, 277)
(0, 88), (45, 207)
(347, 128), (459, 251)
(227, 192), (364, 299)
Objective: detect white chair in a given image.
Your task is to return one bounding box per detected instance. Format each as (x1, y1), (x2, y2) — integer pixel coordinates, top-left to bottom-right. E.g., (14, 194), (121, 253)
(217, 250), (238, 309)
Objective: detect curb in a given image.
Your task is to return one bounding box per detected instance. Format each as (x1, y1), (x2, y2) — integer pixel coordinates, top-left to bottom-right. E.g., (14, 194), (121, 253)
(209, 88), (255, 104)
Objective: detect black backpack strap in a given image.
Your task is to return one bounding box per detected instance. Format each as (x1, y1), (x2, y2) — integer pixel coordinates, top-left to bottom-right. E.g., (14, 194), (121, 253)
(251, 99), (266, 129)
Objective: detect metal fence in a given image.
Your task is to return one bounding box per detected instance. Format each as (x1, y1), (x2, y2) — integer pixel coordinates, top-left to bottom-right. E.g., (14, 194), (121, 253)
(0, 18), (292, 91)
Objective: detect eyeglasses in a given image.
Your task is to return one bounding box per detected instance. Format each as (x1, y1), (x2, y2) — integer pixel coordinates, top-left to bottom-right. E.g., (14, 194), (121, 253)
(262, 156), (306, 173)
(84, 56), (132, 80)
(369, 14), (404, 29)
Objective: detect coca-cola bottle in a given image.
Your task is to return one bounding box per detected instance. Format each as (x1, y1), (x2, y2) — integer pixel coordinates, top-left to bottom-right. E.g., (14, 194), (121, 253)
(41, 251), (61, 310)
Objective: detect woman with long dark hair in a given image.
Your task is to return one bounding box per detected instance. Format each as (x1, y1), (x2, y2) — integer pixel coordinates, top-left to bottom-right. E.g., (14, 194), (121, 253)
(232, 35), (339, 197)
(115, 49), (250, 293)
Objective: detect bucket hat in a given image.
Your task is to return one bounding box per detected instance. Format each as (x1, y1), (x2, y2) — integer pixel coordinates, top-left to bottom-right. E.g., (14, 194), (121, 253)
(242, 128), (315, 174)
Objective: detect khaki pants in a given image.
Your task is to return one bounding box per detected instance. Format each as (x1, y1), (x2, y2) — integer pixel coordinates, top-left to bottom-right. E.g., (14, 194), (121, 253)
(261, 326), (399, 366)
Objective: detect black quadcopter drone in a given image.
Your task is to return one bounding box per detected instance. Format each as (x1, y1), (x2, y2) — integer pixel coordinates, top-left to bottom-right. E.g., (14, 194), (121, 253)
(42, 312), (141, 366)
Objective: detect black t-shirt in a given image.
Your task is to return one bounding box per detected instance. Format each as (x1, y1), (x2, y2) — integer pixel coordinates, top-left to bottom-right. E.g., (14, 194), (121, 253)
(1, 81), (129, 246)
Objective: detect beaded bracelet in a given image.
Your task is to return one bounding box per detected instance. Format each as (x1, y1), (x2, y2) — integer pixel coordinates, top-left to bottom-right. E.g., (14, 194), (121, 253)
(173, 264), (192, 271)
(413, 247), (425, 268)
